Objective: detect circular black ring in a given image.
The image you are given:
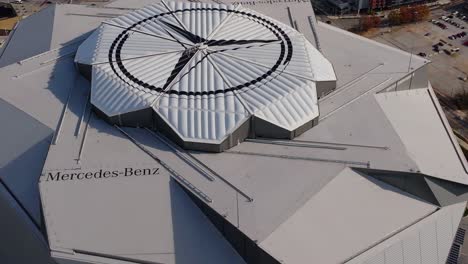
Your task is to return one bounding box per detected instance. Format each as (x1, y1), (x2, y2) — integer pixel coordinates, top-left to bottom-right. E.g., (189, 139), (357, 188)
(108, 8), (293, 96)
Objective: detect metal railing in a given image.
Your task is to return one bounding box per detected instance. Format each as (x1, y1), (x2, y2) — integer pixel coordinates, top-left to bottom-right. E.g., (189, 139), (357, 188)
(144, 129), (253, 202)
(114, 125), (213, 204)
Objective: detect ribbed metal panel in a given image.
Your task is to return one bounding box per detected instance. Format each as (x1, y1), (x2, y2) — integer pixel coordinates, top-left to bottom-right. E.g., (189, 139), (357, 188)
(252, 81), (319, 130)
(76, 24), (185, 65)
(419, 222), (439, 264)
(365, 253), (385, 264)
(287, 34), (315, 79)
(209, 53), (319, 130)
(384, 243), (404, 264)
(437, 211), (454, 263)
(76, 25), (124, 65)
(108, 3), (187, 43)
(402, 232), (422, 264)
(77, 1), (336, 146)
(210, 10), (277, 41)
(347, 203), (466, 264)
(117, 29), (185, 59)
(75, 28), (101, 65)
(120, 51), (183, 88)
(215, 42), (282, 66)
(155, 52), (249, 141)
(91, 65), (157, 116)
(90, 51), (187, 116)
(167, 2), (235, 39)
(303, 38), (337, 82)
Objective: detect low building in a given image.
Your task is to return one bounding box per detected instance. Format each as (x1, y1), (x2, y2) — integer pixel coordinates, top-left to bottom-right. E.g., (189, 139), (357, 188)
(327, 0), (352, 14)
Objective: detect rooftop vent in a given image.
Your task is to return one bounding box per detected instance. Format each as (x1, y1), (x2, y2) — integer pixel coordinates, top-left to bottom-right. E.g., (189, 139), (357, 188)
(75, 1), (336, 152)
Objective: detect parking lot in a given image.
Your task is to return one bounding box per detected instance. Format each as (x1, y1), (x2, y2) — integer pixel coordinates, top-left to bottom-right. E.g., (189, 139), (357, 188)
(368, 8), (468, 97)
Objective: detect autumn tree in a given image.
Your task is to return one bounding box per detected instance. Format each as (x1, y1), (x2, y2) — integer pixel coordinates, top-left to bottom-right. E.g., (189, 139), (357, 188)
(413, 4), (430, 21)
(371, 15), (382, 27)
(360, 15), (382, 31)
(399, 6), (414, 23)
(388, 10), (401, 25)
(387, 5), (430, 26)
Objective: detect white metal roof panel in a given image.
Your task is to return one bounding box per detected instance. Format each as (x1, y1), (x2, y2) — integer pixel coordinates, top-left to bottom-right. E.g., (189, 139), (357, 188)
(40, 163), (244, 264)
(0, 186), (55, 264)
(208, 53), (319, 130)
(346, 202), (466, 264)
(166, 1), (236, 39)
(0, 5), (55, 67)
(316, 22), (427, 87)
(246, 79), (319, 130)
(76, 1), (334, 146)
(259, 168), (437, 264)
(155, 51), (249, 141)
(303, 38), (336, 82)
(91, 64), (158, 116)
(376, 88), (468, 184)
(5, 3), (466, 264)
(75, 24), (185, 65)
(0, 98), (53, 227)
(74, 28), (101, 65)
(107, 3), (186, 41)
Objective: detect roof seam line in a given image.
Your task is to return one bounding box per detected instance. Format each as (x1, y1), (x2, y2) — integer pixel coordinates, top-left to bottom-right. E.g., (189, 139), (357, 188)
(210, 40), (281, 52)
(102, 21), (192, 46)
(225, 150), (370, 166)
(213, 49), (315, 82)
(301, 34), (315, 80)
(340, 207), (440, 264)
(204, 50), (254, 115)
(150, 50), (202, 108)
(90, 50), (184, 66)
(206, 4), (242, 40)
(160, 0), (191, 33)
(427, 89), (468, 175)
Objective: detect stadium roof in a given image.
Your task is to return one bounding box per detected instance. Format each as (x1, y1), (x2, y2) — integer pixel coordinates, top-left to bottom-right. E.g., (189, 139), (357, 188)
(0, 1), (467, 264)
(74, 2), (336, 151)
